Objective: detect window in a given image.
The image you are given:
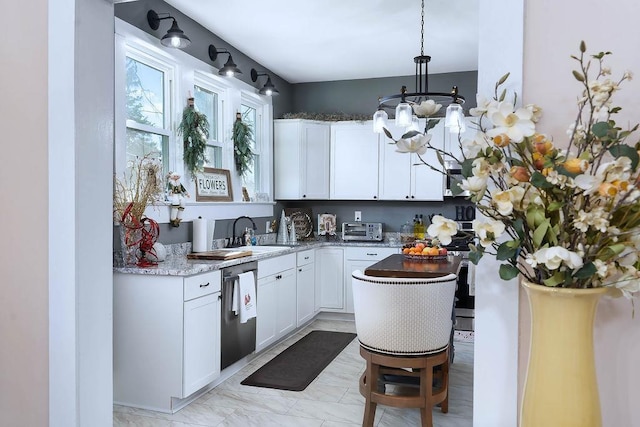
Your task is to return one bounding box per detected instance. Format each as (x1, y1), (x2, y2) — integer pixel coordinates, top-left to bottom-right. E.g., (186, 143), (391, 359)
(239, 93), (270, 201)
(123, 51), (173, 175)
(240, 104), (258, 199)
(193, 75), (226, 169)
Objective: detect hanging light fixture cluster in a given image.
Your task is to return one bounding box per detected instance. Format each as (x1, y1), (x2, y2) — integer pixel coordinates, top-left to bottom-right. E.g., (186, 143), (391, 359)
(373, 0), (466, 134)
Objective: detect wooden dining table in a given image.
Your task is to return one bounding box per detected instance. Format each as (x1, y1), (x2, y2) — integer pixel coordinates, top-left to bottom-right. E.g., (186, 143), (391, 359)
(364, 254), (463, 279)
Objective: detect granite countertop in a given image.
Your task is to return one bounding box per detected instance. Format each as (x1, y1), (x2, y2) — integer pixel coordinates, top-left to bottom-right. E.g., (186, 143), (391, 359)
(113, 239), (404, 277)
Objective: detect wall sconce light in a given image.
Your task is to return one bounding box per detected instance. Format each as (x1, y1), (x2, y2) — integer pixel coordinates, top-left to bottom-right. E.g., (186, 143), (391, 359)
(250, 69), (280, 96)
(208, 44), (242, 77)
(147, 10), (191, 49)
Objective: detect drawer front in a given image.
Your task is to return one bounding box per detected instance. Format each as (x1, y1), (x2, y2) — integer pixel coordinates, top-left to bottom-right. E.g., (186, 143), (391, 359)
(344, 246), (398, 260)
(258, 253), (296, 278)
(296, 249), (315, 266)
(184, 270), (222, 301)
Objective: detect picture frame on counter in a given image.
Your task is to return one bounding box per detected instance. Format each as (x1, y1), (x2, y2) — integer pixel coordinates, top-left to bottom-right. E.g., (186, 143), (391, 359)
(195, 168), (233, 202)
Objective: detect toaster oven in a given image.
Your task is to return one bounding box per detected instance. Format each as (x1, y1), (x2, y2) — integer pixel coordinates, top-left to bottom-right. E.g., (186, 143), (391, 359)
(342, 222), (383, 241)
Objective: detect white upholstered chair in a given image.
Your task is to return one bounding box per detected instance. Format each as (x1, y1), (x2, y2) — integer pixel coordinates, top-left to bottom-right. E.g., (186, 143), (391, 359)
(351, 270), (458, 427)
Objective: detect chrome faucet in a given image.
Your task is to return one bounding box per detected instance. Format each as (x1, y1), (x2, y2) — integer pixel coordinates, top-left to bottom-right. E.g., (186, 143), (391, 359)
(230, 216), (257, 247)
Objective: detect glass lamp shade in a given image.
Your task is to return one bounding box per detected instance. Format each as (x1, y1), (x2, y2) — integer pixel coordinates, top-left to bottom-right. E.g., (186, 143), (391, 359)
(259, 77), (279, 96)
(160, 20), (191, 49)
(445, 103), (466, 134)
(395, 102), (413, 127)
(218, 56), (242, 77)
(373, 109), (389, 133)
(406, 115), (420, 132)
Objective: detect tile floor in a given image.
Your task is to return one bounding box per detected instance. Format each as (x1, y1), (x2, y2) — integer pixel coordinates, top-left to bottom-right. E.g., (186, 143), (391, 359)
(114, 319), (473, 426)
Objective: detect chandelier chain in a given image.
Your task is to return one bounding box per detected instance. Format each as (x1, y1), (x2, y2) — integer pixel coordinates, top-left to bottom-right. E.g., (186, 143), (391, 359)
(420, 0), (425, 56)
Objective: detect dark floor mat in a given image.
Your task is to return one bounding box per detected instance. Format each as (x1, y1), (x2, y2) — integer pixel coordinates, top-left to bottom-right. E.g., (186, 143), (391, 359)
(241, 330), (357, 391)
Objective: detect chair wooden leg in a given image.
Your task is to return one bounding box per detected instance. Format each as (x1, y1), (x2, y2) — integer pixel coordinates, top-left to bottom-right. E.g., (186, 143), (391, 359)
(441, 356), (449, 414)
(420, 406), (432, 427)
(362, 359), (378, 427)
(419, 361), (434, 427)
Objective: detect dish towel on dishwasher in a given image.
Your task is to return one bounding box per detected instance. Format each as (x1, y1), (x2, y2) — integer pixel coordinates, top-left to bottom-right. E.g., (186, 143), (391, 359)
(238, 271), (257, 323)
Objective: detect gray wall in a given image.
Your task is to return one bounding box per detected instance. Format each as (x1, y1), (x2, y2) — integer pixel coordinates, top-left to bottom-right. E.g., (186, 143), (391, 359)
(279, 199), (474, 233)
(291, 71), (478, 117)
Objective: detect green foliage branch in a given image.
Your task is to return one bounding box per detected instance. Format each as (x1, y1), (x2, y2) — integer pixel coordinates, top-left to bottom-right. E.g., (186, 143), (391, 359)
(233, 112), (255, 177)
(178, 98), (209, 179)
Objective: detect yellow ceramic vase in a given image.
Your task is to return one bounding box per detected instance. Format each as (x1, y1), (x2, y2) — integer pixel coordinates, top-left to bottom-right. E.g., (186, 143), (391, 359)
(520, 280), (607, 427)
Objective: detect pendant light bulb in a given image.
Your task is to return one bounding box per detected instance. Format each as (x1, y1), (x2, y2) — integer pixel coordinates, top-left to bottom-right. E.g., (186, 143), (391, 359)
(373, 109), (389, 133)
(395, 102), (413, 127)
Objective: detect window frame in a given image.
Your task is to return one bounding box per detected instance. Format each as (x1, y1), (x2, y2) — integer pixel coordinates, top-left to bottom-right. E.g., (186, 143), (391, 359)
(239, 91), (272, 200)
(193, 71), (227, 169)
(115, 35), (177, 180)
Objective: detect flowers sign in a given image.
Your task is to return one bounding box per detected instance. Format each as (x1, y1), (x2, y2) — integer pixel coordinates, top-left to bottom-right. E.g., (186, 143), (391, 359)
(387, 42), (640, 297)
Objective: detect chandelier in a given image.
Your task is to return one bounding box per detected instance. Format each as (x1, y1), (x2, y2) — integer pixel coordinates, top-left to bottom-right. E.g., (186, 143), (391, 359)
(373, 0), (465, 134)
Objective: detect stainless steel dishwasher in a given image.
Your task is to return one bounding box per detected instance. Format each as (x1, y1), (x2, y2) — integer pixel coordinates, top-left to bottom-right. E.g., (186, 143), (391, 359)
(220, 261), (257, 369)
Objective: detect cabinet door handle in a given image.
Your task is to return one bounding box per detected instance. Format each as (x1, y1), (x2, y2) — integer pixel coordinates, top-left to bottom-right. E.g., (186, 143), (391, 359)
(298, 268), (302, 272)
(304, 256), (309, 260)
(276, 274), (282, 279)
(200, 282), (210, 288)
(373, 196), (377, 199)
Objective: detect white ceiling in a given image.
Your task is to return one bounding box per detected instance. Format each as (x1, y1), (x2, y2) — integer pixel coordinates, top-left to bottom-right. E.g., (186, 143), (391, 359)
(165, 0), (479, 84)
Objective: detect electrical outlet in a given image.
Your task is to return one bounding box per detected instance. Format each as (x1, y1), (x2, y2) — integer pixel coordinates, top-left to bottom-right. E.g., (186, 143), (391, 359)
(355, 211), (362, 222)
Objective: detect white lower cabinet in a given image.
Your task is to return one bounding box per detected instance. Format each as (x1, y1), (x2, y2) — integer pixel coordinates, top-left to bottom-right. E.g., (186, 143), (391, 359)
(113, 270), (221, 413)
(315, 247), (345, 311)
(256, 254), (297, 352)
(183, 293), (221, 396)
(296, 249), (316, 326)
(343, 247), (399, 313)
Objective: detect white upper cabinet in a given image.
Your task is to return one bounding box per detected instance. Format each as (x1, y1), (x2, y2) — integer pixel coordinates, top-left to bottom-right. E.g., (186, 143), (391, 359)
(274, 119), (331, 200)
(330, 121), (379, 200)
(378, 120), (445, 201)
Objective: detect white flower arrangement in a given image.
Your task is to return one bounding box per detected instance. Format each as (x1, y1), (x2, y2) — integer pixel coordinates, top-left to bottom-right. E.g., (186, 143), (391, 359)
(386, 42), (640, 297)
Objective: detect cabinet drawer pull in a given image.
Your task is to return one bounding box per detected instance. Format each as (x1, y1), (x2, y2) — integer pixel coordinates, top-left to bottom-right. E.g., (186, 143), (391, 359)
(199, 282), (210, 288)
(366, 253), (377, 257)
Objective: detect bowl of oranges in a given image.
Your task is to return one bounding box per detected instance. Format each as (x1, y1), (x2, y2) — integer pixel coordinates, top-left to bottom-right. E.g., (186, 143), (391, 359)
(402, 241), (448, 261)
